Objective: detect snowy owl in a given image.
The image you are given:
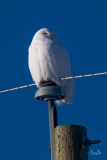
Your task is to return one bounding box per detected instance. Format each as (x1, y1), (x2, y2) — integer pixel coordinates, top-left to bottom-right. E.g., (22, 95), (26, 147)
(28, 28), (74, 105)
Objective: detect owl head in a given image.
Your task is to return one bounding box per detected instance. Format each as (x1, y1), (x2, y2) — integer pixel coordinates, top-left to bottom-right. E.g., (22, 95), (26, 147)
(32, 28), (58, 42)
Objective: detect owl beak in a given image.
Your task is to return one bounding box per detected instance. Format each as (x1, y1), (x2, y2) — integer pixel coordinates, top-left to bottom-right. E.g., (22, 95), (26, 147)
(48, 33), (53, 41)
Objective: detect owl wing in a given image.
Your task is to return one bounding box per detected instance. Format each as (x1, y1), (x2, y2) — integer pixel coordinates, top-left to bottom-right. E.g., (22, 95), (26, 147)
(47, 42), (73, 86)
(45, 41), (74, 104)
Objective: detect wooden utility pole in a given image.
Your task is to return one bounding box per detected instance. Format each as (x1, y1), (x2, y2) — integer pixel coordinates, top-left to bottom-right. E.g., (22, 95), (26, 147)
(55, 125), (88, 160)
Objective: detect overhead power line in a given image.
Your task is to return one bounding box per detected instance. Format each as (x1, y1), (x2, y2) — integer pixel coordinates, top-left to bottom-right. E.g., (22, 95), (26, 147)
(61, 71), (107, 80)
(0, 84), (35, 93)
(0, 71), (107, 94)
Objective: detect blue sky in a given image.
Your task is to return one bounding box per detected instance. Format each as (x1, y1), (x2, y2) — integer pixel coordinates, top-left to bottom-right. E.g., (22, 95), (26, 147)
(0, 0), (107, 159)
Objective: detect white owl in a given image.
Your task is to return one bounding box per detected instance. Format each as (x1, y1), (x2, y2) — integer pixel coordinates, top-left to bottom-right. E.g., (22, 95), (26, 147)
(28, 28), (74, 105)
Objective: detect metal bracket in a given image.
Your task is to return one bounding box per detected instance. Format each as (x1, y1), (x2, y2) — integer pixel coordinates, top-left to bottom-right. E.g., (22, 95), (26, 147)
(82, 136), (101, 152)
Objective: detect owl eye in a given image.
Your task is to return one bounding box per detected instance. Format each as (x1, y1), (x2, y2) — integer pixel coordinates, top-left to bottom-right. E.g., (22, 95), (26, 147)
(43, 32), (47, 35)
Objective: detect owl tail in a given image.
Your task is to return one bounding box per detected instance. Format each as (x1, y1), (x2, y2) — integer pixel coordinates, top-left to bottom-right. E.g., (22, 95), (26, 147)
(55, 94), (73, 106)
(62, 94), (73, 104)
(62, 81), (74, 105)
